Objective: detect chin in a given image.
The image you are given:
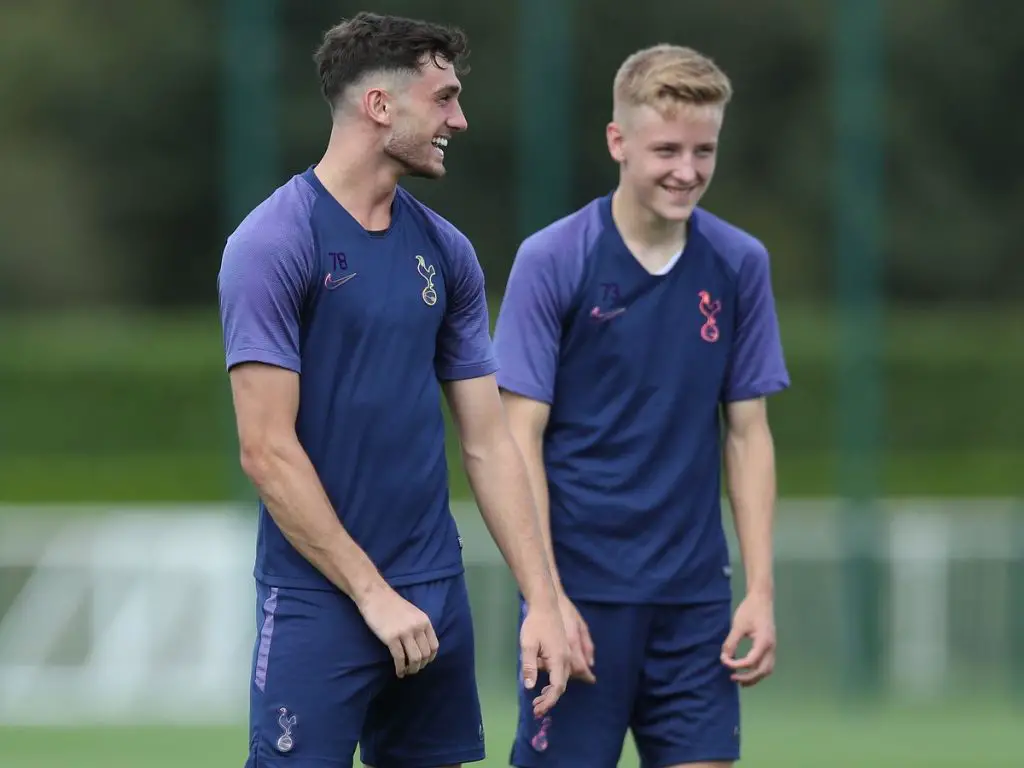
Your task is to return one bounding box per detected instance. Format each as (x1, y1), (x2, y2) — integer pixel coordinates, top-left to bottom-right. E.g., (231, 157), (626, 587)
(405, 159), (446, 180)
(652, 201), (695, 222)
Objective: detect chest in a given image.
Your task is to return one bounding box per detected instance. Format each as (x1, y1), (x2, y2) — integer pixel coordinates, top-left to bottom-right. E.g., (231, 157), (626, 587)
(564, 249), (736, 380)
(307, 233), (449, 338)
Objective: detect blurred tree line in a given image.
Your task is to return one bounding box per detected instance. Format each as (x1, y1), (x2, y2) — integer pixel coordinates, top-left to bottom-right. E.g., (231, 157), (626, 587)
(0, 0), (1019, 311)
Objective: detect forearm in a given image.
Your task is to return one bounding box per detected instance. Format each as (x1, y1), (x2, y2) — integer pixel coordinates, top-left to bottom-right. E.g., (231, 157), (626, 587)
(464, 435), (558, 607)
(514, 431), (564, 595)
(724, 422), (777, 598)
(242, 441), (386, 604)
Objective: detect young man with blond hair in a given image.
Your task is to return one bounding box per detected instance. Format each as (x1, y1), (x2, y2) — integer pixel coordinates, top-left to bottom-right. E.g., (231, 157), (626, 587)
(495, 44), (789, 767)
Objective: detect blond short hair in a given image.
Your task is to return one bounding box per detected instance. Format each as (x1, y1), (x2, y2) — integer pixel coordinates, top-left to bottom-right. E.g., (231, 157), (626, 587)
(613, 44), (732, 121)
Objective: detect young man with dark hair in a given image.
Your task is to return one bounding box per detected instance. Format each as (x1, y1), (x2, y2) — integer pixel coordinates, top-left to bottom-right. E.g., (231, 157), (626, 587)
(219, 13), (568, 768)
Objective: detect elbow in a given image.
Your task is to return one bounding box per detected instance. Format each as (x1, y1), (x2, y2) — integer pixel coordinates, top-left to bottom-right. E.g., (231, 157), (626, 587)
(238, 433), (291, 488)
(459, 439), (491, 469)
(461, 428), (520, 470)
(727, 417), (773, 446)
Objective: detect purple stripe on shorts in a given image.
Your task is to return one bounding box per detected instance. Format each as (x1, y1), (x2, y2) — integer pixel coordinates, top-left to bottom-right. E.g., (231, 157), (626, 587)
(254, 587), (279, 692)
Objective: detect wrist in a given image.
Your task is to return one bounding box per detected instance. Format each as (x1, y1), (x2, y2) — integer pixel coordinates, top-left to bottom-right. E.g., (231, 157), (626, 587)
(343, 560), (389, 609)
(522, 577), (560, 613)
(745, 578), (774, 600)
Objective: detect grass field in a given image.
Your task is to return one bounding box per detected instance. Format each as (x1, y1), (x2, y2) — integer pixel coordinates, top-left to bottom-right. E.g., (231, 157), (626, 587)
(1, 306), (1022, 502)
(1, 690), (1019, 767)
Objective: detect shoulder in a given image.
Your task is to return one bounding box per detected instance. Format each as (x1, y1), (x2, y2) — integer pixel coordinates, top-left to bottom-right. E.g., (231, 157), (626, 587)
(224, 174), (318, 263)
(397, 187), (476, 269)
(512, 198), (605, 289)
(693, 207), (770, 280)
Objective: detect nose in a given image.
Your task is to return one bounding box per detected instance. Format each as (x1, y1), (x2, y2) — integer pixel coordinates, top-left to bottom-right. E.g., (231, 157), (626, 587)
(448, 103), (468, 133)
(674, 157), (698, 184)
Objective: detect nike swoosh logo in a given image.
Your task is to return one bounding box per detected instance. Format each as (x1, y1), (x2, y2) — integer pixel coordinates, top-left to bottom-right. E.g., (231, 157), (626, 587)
(590, 306), (626, 322)
(324, 272), (358, 290)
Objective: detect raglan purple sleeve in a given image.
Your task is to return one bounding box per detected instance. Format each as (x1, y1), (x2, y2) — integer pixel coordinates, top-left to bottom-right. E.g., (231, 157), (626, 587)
(434, 231), (498, 381)
(217, 224), (313, 373)
(722, 243), (790, 402)
(492, 234), (577, 405)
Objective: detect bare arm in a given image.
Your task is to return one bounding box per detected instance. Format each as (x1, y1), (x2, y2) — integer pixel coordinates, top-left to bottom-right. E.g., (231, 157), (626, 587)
(232, 363), (438, 676)
(499, 391), (562, 593)
(723, 397), (777, 598)
(230, 362), (387, 602)
(443, 375), (559, 608)
(445, 374), (570, 709)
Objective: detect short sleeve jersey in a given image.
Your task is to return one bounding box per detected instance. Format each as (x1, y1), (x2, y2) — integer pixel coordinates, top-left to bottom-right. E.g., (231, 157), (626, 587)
(218, 168), (496, 590)
(493, 194), (790, 603)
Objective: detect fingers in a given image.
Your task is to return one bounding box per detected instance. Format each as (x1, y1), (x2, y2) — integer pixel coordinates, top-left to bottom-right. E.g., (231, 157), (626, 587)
(425, 621), (440, 665)
(720, 624), (745, 668)
(391, 611), (439, 678)
(532, 641), (569, 717)
(722, 632), (776, 686)
(565, 629), (584, 673)
(532, 685), (560, 718)
(721, 628), (764, 668)
(521, 639), (540, 691)
(572, 616), (596, 682)
(731, 646), (775, 686)
(567, 631), (596, 684)
(387, 639), (407, 678)
(412, 628), (435, 672)
(578, 617), (596, 668)
(398, 634), (424, 676)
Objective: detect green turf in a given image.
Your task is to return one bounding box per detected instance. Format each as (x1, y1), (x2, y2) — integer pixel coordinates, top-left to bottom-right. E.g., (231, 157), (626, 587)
(0, 691), (1019, 767)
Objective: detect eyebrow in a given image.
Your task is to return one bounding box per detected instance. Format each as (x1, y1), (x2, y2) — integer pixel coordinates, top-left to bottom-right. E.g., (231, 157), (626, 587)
(434, 83), (461, 98)
(650, 140), (718, 149)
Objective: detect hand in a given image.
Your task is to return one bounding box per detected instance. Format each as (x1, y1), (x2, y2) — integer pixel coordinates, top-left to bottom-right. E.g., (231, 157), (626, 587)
(558, 593), (596, 683)
(357, 585), (439, 678)
(720, 592), (776, 687)
(520, 600), (571, 717)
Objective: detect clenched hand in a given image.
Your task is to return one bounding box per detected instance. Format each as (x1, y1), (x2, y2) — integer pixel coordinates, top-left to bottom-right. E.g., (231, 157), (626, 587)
(358, 585), (439, 678)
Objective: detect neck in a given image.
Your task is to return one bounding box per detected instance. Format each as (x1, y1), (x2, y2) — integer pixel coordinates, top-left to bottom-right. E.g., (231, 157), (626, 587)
(611, 183), (688, 255)
(314, 121), (402, 231)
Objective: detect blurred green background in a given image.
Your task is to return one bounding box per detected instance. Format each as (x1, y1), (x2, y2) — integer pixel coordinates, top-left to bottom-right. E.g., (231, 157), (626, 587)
(0, 0), (1020, 766)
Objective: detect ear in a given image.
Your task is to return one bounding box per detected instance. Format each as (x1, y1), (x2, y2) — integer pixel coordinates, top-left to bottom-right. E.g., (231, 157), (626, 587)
(362, 87), (392, 127)
(606, 121), (625, 163)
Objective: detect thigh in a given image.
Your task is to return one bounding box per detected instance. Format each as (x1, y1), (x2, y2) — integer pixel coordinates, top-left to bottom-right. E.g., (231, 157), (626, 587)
(632, 601), (740, 768)
(360, 574), (486, 768)
(246, 581), (390, 767)
(510, 600), (652, 768)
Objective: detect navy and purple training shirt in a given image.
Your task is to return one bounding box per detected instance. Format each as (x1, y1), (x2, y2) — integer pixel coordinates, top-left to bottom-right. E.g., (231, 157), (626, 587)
(218, 168), (496, 591)
(493, 194), (790, 604)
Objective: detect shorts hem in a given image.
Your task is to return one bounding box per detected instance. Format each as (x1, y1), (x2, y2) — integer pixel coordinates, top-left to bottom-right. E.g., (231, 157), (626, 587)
(645, 750), (740, 768)
(509, 743), (570, 768)
(365, 746), (485, 767)
(256, 746), (355, 766)
(559, 591), (734, 606)
(254, 563), (465, 591)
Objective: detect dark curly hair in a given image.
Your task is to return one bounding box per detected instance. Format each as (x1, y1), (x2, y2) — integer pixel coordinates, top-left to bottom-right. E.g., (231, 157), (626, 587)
(314, 12), (470, 109)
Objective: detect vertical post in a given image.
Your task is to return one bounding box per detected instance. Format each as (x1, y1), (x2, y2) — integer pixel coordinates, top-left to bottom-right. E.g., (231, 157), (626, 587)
(1011, 505), (1024, 703)
(222, 0), (278, 227)
(516, 0), (572, 693)
(518, 0), (573, 240)
(834, 0), (884, 698)
(222, 0), (278, 502)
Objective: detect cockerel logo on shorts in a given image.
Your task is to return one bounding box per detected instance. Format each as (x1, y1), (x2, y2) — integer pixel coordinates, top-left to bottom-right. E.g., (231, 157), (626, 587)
(276, 707), (297, 753)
